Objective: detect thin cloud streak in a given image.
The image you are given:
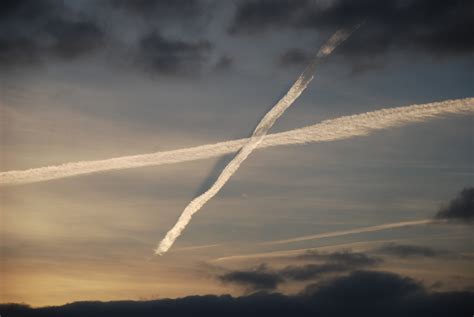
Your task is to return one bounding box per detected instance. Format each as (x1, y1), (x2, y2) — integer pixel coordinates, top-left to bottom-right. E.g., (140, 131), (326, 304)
(173, 243), (222, 252)
(261, 219), (437, 246)
(1, 98), (473, 186)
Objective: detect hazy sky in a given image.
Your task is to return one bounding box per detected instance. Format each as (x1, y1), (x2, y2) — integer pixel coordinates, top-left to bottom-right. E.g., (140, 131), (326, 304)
(1, 0), (473, 309)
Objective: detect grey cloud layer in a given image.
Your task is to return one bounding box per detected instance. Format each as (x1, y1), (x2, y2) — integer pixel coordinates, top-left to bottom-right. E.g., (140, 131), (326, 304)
(0, 0), (212, 75)
(136, 31), (211, 75)
(376, 243), (449, 258)
(0, 0), (104, 69)
(3, 1), (473, 75)
(231, 0), (474, 60)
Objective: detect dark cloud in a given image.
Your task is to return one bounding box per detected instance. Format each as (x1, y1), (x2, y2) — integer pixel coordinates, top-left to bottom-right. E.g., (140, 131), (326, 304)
(231, 0), (474, 59)
(135, 31), (212, 76)
(219, 250), (381, 290)
(435, 187), (474, 223)
(0, 0), (105, 69)
(2, 271), (473, 316)
(229, 0), (304, 35)
(215, 54), (234, 71)
(376, 243), (446, 258)
(278, 48), (310, 67)
(280, 263), (352, 281)
(299, 250), (381, 267)
(219, 264), (283, 292)
(107, 0), (213, 30)
(302, 270), (422, 305)
(109, 0), (202, 18)
(283, 250), (381, 280)
(0, 0), (214, 76)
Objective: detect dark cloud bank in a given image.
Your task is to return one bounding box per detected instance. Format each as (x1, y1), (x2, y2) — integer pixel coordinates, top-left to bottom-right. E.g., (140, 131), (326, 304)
(136, 31), (211, 76)
(230, 0), (474, 67)
(219, 251), (382, 292)
(376, 243), (449, 258)
(435, 187), (474, 223)
(0, 0), (105, 69)
(0, 0), (212, 75)
(2, 0), (473, 74)
(2, 270), (473, 316)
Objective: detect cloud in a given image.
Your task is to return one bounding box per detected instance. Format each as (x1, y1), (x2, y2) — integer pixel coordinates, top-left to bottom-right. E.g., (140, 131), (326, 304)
(109, 0), (203, 18)
(230, 0), (474, 60)
(298, 250), (382, 266)
(280, 261), (366, 281)
(2, 271), (473, 316)
(0, 0), (105, 69)
(435, 187), (474, 223)
(214, 54), (234, 71)
(135, 31), (212, 76)
(281, 250), (382, 281)
(0, 0), (213, 76)
(218, 250), (381, 290)
(303, 270), (422, 303)
(278, 48), (311, 67)
(228, 0), (305, 35)
(219, 264), (283, 292)
(376, 243), (447, 258)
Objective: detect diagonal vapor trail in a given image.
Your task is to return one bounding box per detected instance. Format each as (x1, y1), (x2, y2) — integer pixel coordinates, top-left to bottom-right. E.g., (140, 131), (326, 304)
(260, 219), (436, 246)
(1, 98), (473, 187)
(154, 27), (357, 255)
(213, 219), (439, 262)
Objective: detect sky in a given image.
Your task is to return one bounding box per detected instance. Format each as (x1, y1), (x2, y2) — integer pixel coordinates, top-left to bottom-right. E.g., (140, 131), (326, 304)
(0, 0), (473, 314)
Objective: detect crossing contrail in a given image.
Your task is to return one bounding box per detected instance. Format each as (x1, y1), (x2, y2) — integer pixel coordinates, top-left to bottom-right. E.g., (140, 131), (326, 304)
(1, 98), (473, 187)
(154, 27), (357, 255)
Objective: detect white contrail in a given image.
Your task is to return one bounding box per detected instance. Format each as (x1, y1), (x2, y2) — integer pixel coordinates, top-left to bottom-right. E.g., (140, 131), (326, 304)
(154, 28), (356, 255)
(260, 219), (437, 246)
(1, 98), (473, 187)
(213, 219), (441, 262)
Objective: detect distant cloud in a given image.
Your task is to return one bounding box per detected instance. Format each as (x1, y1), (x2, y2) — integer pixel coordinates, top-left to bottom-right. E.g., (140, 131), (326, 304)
(230, 0), (474, 60)
(109, 0), (203, 19)
(4, 1), (472, 75)
(280, 261), (367, 281)
(0, 0), (214, 76)
(298, 250), (381, 267)
(376, 243), (446, 258)
(301, 270), (424, 308)
(218, 250), (382, 291)
(3, 270), (473, 316)
(214, 54), (234, 71)
(219, 264), (283, 292)
(136, 31), (212, 76)
(278, 48), (310, 68)
(0, 0), (105, 69)
(435, 187), (474, 223)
